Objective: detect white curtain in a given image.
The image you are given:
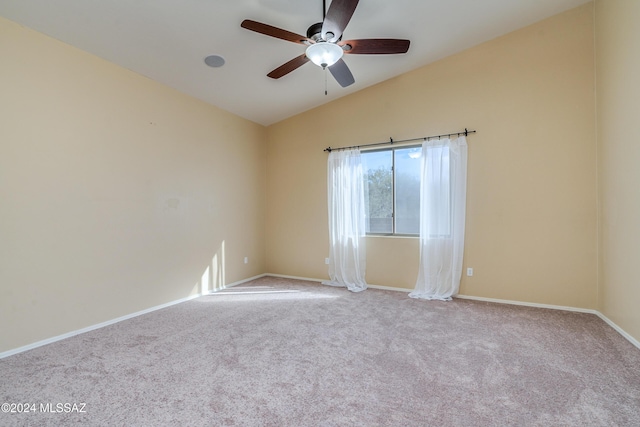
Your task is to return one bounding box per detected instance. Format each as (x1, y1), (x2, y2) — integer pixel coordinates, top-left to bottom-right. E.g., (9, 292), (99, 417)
(322, 148), (368, 292)
(410, 136), (467, 301)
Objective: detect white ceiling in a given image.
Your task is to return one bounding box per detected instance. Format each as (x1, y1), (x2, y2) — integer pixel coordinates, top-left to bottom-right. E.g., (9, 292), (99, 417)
(0, 0), (591, 126)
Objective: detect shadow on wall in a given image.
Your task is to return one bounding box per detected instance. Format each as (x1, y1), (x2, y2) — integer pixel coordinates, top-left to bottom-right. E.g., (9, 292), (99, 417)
(192, 240), (227, 296)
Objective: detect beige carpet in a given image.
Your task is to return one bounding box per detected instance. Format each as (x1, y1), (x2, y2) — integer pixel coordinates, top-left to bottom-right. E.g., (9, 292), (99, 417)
(1, 276), (639, 426)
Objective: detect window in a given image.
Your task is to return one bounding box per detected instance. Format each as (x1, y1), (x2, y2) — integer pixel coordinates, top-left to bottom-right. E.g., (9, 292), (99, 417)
(362, 144), (452, 237)
(362, 146), (422, 235)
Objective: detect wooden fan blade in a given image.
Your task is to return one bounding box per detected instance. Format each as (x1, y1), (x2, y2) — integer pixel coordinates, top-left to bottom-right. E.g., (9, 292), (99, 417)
(241, 20), (311, 45)
(339, 39), (410, 54)
(267, 54), (311, 79)
(328, 58), (355, 87)
(322, 0), (359, 43)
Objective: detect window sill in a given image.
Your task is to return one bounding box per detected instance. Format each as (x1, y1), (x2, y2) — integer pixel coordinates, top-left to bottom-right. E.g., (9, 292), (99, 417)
(365, 234), (419, 239)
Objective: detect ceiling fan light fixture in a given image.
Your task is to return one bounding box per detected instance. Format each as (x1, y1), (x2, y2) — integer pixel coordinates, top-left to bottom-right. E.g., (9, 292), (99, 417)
(305, 42), (343, 68)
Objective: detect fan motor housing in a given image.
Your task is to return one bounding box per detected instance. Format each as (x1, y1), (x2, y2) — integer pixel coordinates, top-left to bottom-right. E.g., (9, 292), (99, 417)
(306, 22), (340, 43)
(306, 22), (323, 40)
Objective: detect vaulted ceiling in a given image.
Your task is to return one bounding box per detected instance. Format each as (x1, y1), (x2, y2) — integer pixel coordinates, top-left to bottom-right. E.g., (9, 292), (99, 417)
(0, 0), (591, 125)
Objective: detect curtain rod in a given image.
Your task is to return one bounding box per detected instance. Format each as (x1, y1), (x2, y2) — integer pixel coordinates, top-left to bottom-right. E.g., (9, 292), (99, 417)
(323, 128), (476, 153)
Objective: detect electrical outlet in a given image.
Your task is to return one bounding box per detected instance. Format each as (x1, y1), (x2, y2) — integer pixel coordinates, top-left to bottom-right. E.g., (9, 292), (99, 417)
(325, 258), (330, 265)
(244, 257), (248, 264)
(466, 267), (473, 277)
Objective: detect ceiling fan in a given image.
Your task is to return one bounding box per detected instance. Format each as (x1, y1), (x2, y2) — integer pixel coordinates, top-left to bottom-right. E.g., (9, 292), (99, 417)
(241, 0), (410, 88)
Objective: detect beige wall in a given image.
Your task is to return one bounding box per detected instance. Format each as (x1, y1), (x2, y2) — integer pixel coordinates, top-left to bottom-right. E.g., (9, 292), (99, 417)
(0, 17), (266, 353)
(8, 1), (637, 354)
(266, 4), (597, 308)
(596, 0), (640, 341)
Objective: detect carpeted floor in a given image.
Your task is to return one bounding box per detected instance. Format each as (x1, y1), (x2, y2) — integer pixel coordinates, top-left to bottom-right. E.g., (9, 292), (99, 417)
(1, 276), (639, 426)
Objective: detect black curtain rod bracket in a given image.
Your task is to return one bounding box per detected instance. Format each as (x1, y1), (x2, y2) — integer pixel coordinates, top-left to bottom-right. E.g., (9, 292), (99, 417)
(323, 129), (476, 153)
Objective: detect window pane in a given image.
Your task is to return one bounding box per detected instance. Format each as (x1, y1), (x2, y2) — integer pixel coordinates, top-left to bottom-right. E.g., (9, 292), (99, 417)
(362, 151), (392, 234)
(394, 147), (421, 234)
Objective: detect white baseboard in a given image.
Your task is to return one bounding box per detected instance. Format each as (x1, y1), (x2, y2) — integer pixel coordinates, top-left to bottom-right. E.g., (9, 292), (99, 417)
(367, 284), (412, 292)
(264, 273), (324, 283)
(593, 311), (640, 350)
(455, 293), (640, 350)
(265, 273), (413, 294)
(0, 293), (201, 359)
(0, 274), (268, 359)
(454, 293), (598, 314)
(265, 274), (640, 350)
(265, 273), (413, 293)
(3, 274), (638, 357)
(206, 273), (268, 293)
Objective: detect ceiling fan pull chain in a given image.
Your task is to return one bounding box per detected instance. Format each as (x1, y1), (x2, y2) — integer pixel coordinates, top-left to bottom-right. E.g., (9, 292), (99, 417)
(325, 67), (328, 96)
